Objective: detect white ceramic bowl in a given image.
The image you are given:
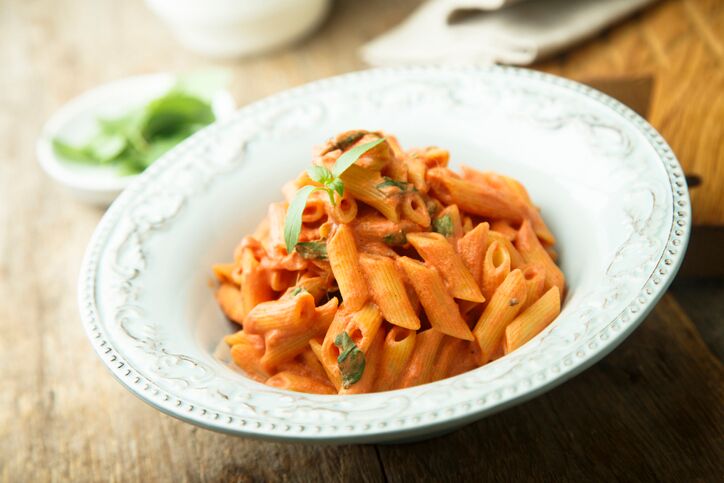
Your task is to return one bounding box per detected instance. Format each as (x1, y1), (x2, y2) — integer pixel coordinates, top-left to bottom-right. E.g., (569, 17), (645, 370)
(145, 0), (331, 58)
(78, 67), (690, 443)
(37, 73), (236, 206)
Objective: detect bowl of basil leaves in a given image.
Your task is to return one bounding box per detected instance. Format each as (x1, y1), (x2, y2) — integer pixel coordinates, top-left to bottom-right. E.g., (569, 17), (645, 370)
(37, 71), (235, 205)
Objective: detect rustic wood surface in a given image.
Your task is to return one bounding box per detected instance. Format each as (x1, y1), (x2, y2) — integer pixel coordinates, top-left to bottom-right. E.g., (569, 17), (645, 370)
(0, 0), (722, 482)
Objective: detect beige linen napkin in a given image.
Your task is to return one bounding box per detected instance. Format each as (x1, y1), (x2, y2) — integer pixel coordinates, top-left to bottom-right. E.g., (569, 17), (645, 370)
(361, 0), (656, 66)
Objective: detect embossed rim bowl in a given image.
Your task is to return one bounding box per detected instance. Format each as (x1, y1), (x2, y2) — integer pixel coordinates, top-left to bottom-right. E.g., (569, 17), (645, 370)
(78, 66), (690, 443)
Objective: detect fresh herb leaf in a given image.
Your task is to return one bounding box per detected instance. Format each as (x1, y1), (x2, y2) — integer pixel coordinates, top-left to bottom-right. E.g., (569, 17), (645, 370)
(331, 138), (386, 177)
(52, 139), (96, 164)
(334, 332), (366, 388)
(329, 178), (344, 197)
(295, 241), (328, 260)
(432, 214), (454, 237)
(291, 287), (305, 296)
(382, 232), (407, 246)
(284, 185), (317, 254)
(376, 176), (414, 192)
(141, 92), (214, 139)
(307, 165), (334, 184)
(283, 138), (386, 252)
(334, 131), (366, 152)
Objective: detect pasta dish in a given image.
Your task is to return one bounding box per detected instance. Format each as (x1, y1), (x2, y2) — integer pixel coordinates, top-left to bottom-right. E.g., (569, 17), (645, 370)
(212, 130), (564, 394)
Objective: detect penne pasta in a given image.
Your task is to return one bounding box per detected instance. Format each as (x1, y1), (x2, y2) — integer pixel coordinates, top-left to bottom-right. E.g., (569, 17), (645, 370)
(472, 269), (528, 364)
(327, 224), (369, 311)
(397, 257), (474, 340)
(266, 371), (336, 394)
(481, 241), (512, 302)
(401, 192), (431, 228)
(515, 220), (565, 294)
(520, 263), (546, 311)
(359, 254), (420, 330)
(504, 286), (561, 354)
(457, 222), (489, 286)
(243, 291), (316, 334)
(427, 167), (527, 221)
(407, 232), (484, 303)
(375, 327), (417, 392)
(340, 164), (399, 222)
(487, 230), (524, 269)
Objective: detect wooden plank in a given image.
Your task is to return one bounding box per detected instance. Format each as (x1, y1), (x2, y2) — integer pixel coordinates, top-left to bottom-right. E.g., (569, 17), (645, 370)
(376, 294), (724, 482)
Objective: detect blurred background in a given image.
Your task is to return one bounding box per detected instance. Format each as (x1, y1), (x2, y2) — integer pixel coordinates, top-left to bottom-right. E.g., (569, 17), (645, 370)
(0, 0), (722, 481)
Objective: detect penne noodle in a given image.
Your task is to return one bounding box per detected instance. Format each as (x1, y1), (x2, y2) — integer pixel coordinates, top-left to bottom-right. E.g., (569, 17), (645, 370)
(515, 220), (565, 294)
(243, 292), (316, 334)
(520, 263), (546, 311)
(427, 167), (526, 221)
(359, 254), (421, 330)
(472, 269), (528, 364)
(352, 215), (421, 241)
(504, 286), (561, 354)
(461, 165), (555, 244)
(401, 192), (431, 228)
(340, 164), (399, 221)
(487, 230), (524, 269)
(328, 194), (358, 224)
(397, 257), (474, 340)
(327, 224), (369, 311)
(266, 371), (336, 394)
(398, 328), (445, 388)
(375, 327), (417, 392)
(343, 302), (384, 353)
(457, 222), (489, 286)
(481, 241), (511, 302)
(407, 232), (484, 303)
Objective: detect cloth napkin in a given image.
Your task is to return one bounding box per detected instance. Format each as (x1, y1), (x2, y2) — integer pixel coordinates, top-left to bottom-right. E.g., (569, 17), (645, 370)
(361, 0), (657, 66)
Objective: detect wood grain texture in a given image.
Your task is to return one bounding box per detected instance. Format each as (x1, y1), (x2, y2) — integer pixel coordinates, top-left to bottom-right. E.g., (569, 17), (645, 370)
(0, 0), (722, 482)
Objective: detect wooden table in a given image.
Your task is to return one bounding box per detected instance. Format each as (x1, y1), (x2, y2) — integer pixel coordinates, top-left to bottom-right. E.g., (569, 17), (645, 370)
(1, 0), (722, 481)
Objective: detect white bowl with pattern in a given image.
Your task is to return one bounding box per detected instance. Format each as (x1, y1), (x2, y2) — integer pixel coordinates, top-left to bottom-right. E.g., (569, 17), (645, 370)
(78, 67), (690, 443)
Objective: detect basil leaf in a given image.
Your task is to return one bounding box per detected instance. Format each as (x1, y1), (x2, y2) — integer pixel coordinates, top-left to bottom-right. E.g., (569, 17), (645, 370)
(291, 287), (305, 296)
(307, 165), (333, 184)
(382, 232), (407, 246)
(283, 185), (316, 254)
(331, 138), (386, 177)
(334, 131), (366, 151)
(329, 178), (345, 197)
(141, 92), (214, 140)
(376, 176), (414, 191)
(334, 332), (366, 388)
(432, 214), (454, 237)
(52, 139), (95, 164)
(295, 241), (328, 260)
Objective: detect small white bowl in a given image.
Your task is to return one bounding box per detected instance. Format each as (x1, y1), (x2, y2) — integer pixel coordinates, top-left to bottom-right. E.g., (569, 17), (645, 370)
(79, 67), (690, 443)
(145, 0), (331, 59)
(37, 73), (236, 206)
